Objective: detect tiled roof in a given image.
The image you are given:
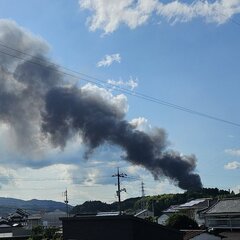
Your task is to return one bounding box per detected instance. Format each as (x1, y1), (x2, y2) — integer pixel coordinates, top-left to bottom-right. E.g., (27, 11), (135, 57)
(205, 198), (240, 214)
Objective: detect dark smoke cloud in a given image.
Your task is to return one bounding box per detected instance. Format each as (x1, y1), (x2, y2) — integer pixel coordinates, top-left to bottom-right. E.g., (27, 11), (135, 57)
(0, 19), (202, 190)
(0, 20), (61, 153)
(42, 87), (202, 190)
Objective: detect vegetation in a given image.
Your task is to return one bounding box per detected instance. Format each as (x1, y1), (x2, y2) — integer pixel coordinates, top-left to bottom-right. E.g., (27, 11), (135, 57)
(71, 197), (140, 215)
(71, 188), (231, 216)
(28, 226), (62, 240)
(166, 214), (198, 230)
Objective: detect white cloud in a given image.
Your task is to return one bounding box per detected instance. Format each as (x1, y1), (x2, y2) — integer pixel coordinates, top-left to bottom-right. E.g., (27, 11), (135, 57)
(129, 117), (151, 132)
(79, 0), (240, 33)
(232, 185), (240, 194)
(97, 53), (121, 67)
(107, 77), (138, 90)
(81, 83), (129, 116)
(224, 161), (240, 170)
(225, 148), (240, 156)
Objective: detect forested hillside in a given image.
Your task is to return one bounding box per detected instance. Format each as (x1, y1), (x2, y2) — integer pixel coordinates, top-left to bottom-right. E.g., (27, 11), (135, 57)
(71, 188), (236, 216)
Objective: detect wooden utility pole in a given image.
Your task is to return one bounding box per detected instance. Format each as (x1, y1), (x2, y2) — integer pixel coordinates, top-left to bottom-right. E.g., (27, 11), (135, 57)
(112, 167), (127, 215)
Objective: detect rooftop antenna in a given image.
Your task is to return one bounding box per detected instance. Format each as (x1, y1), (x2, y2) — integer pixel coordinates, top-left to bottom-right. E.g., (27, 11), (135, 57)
(112, 167), (127, 215)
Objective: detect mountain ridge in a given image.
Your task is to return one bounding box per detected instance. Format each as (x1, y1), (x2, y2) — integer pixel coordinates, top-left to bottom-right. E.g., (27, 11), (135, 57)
(0, 197), (72, 216)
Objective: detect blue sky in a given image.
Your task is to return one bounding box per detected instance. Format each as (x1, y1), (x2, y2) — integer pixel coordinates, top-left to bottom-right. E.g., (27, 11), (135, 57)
(0, 0), (239, 204)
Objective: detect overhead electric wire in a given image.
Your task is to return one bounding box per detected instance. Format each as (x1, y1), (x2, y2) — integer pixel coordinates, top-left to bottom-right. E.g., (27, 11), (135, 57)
(0, 43), (240, 127)
(0, 175), (113, 181)
(219, 12), (240, 28)
(0, 175), (140, 182)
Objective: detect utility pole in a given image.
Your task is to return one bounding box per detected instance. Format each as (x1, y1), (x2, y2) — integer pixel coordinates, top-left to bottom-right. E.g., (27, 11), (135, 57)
(112, 167), (127, 215)
(64, 189), (69, 217)
(141, 181), (145, 198)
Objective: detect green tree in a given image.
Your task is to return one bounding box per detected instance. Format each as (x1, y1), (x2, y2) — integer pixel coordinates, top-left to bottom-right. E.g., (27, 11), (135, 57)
(166, 214), (198, 230)
(29, 225), (44, 240)
(44, 227), (59, 239)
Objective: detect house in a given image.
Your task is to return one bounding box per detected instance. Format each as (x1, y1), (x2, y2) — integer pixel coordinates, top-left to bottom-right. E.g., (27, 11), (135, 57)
(26, 214), (42, 229)
(7, 209), (29, 227)
(157, 199), (215, 227)
(42, 209), (66, 227)
(158, 205), (179, 225)
(204, 198), (240, 230)
(60, 215), (183, 240)
(176, 198), (214, 226)
(134, 209), (154, 219)
(0, 224), (31, 239)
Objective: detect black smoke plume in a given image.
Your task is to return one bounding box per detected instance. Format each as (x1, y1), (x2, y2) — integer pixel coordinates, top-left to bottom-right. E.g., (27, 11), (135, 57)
(0, 19), (202, 190)
(42, 87), (202, 190)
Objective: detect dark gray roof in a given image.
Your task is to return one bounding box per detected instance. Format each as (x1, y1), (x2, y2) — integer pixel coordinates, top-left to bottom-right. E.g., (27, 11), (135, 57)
(205, 198), (240, 214)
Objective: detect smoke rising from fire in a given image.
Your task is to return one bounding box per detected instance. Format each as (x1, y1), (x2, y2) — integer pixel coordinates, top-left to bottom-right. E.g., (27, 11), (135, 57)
(0, 19), (202, 190)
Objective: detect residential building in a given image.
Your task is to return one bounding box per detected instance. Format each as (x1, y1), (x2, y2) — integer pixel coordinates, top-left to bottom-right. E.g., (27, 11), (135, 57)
(176, 198), (214, 226)
(42, 209), (66, 227)
(204, 198), (240, 230)
(0, 225), (31, 239)
(26, 214), (42, 229)
(134, 209), (154, 219)
(157, 199), (215, 226)
(158, 205), (179, 225)
(61, 215), (183, 240)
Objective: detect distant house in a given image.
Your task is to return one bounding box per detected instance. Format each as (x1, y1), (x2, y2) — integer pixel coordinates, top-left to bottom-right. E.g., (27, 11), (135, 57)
(7, 209), (29, 227)
(176, 198), (214, 226)
(158, 205), (179, 225)
(0, 217), (9, 226)
(60, 215), (183, 240)
(134, 209), (154, 219)
(26, 214), (42, 229)
(0, 225), (31, 239)
(42, 209), (66, 227)
(204, 198), (240, 230)
(157, 199), (214, 227)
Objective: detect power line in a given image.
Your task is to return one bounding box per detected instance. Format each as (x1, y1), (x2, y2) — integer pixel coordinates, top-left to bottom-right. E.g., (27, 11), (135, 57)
(0, 175), (140, 182)
(218, 12), (240, 28)
(0, 175), (113, 181)
(0, 44), (239, 127)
